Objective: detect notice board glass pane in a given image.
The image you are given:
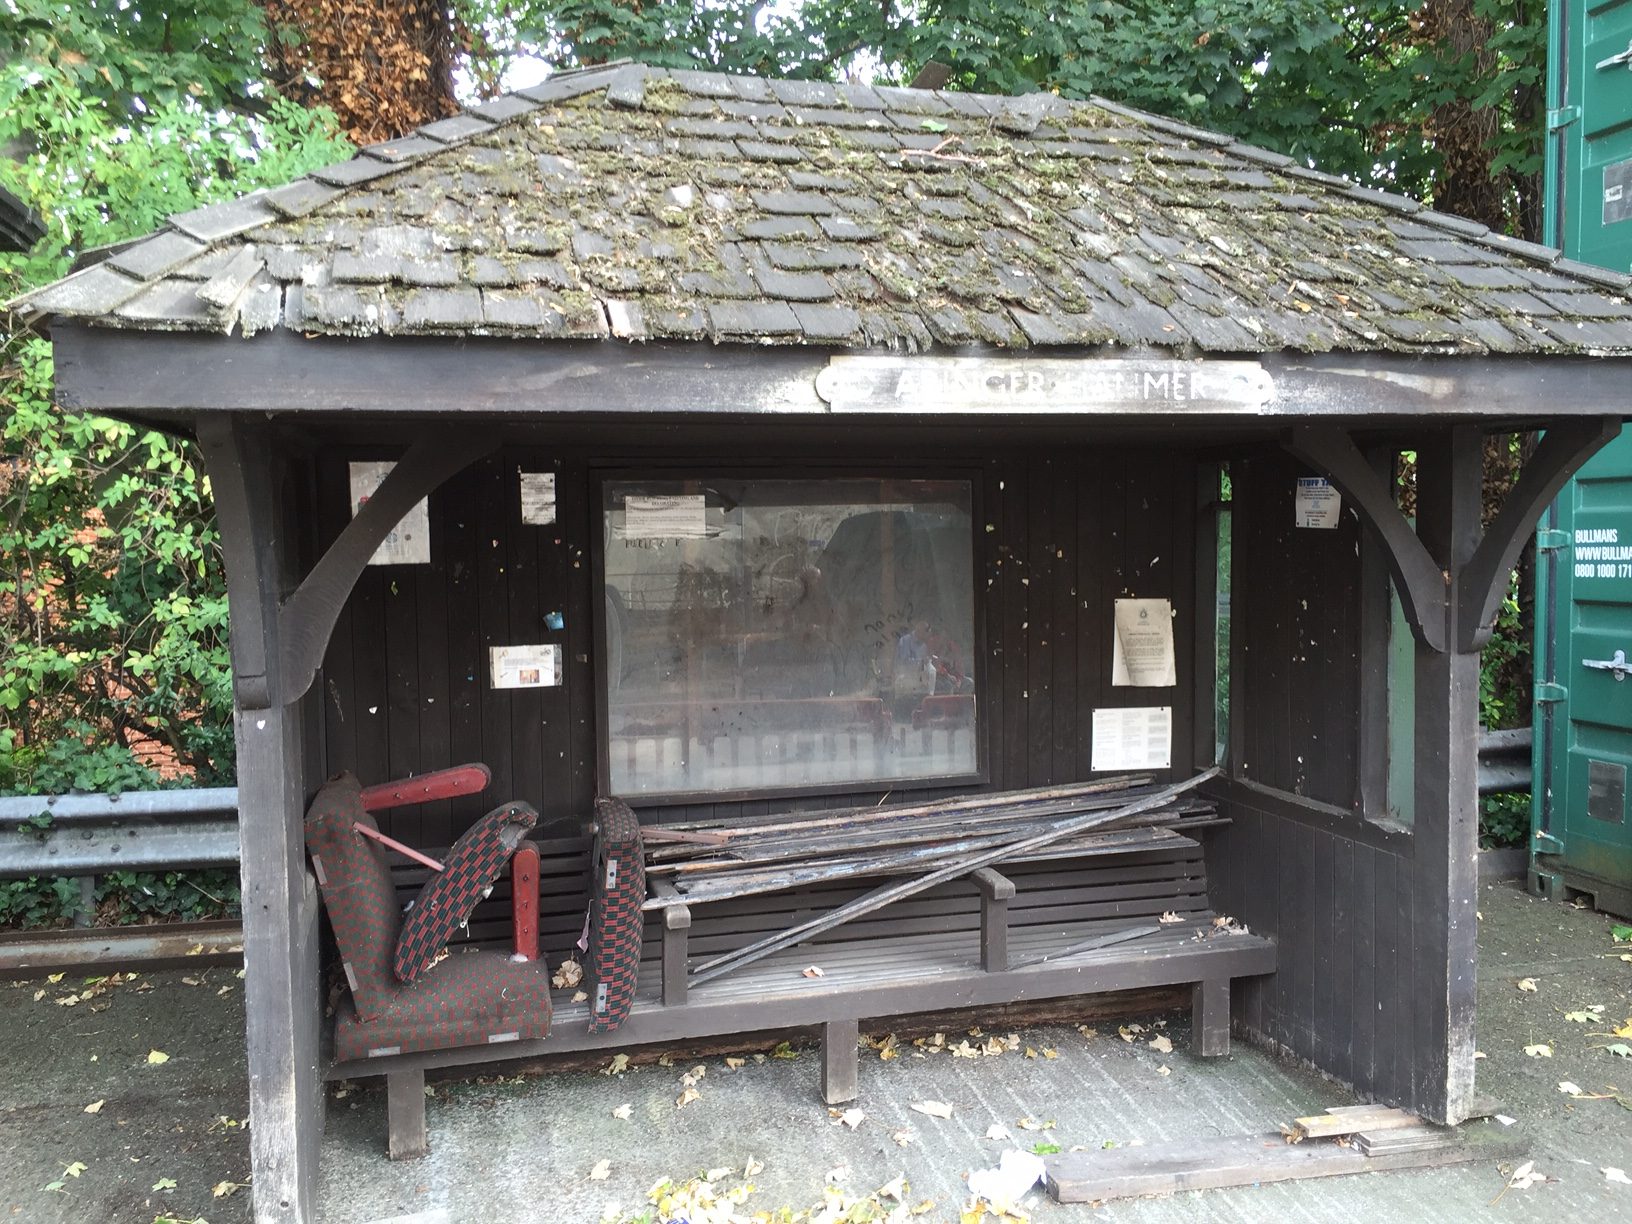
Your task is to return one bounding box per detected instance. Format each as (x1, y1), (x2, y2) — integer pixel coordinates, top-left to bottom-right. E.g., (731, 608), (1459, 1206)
(600, 477), (978, 799)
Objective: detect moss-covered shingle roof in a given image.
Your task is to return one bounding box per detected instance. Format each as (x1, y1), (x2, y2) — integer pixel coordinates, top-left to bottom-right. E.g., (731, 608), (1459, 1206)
(18, 62), (1632, 355)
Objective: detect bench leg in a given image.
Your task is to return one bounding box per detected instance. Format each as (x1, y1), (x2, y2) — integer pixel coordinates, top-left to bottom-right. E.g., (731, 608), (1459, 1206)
(980, 895), (1009, 972)
(1191, 978), (1230, 1057)
(663, 920), (689, 1006)
(387, 1069), (428, 1161)
(821, 1018), (859, 1105)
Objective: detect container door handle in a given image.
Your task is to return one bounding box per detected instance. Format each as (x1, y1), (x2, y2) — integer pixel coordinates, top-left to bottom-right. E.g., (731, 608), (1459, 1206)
(1597, 39), (1632, 70)
(1583, 649), (1632, 680)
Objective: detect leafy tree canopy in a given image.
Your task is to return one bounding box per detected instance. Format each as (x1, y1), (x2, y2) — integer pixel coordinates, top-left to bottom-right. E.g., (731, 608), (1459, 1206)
(0, 0), (351, 790)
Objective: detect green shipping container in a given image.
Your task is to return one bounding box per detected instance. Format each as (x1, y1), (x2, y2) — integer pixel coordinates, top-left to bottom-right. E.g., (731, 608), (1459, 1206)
(1533, 0), (1632, 913)
(1545, 0), (1632, 267)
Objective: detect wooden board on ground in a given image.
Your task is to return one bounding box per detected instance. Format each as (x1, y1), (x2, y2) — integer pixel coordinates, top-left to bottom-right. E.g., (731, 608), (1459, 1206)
(1291, 1104), (1419, 1141)
(1356, 1124), (1452, 1156)
(1045, 1126), (1522, 1203)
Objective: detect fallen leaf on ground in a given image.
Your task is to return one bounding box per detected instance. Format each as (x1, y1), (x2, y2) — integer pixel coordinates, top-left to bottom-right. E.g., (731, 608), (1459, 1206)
(602, 1054), (630, 1076)
(1016, 1117), (1055, 1131)
(1156, 1065), (1172, 1076)
(31, 990), (44, 1002)
(910, 1100), (953, 1119)
(1508, 1161), (1548, 1191)
(612, 1104), (632, 1120)
(802, 965), (824, 978)
(1602, 1043), (1632, 1058)
(744, 1156), (764, 1177)
(825, 1165), (849, 1183)
(1605, 1168), (1632, 1185)
(47, 973), (64, 984)
(1041, 1047), (1058, 1060)
(589, 1159), (611, 1181)
(725, 1056), (745, 1070)
(1158, 911), (1182, 924)
(1517, 978), (1539, 992)
(985, 1124), (1012, 1141)
(878, 1174), (907, 1201)
(676, 1087), (700, 1109)
(1149, 1035), (1173, 1054)
(552, 958), (583, 989)
(151, 1177), (177, 1191)
(1077, 1026), (1097, 1040)
(1524, 1043), (1553, 1058)
(835, 1108), (864, 1129)
(1559, 1081), (1584, 1095)
(572, 991), (588, 1004)
(62, 1162), (86, 1179)
(212, 1181), (241, 1198)
(147, 1050), (170, 1065)
(55, 995), (79, 1007)
(1565, 1011), (1595, 1023)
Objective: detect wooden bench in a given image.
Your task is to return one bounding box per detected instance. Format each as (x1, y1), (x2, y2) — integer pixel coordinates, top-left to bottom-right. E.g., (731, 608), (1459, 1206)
(332, 827), (1276, 1157)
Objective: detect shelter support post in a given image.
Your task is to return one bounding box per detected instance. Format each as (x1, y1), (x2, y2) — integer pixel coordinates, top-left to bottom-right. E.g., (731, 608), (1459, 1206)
(1409, 427), (1483, 1125)
(1285, 418), (1618, 1124)
(198, 415), (494, 1223)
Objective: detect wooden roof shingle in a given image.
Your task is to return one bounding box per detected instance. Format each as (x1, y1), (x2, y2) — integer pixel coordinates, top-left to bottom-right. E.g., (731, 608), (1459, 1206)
(15, 62), (1632, 356)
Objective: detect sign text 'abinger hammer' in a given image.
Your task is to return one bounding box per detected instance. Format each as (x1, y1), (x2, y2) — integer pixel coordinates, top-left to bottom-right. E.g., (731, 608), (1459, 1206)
(816, 356), (1276, 414)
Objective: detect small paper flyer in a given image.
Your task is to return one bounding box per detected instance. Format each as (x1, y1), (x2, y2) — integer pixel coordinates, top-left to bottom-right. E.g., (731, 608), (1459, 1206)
(489, 644), (562, 689)
(348, 461), (431, 566)
(1091, 707), (1172, 771)
(624, 494), (708, 539)
(1111, 598), (1177, 687)
(1294, 477), (1341, 529)
(519, 472), (557, 525)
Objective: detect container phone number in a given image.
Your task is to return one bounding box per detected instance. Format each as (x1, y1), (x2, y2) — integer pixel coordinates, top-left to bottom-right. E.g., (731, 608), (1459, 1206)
(1573, 528), (1632, 579)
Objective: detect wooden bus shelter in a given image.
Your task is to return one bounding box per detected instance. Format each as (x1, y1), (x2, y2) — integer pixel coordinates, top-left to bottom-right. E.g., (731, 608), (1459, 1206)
(18, 63), (1632, 1223)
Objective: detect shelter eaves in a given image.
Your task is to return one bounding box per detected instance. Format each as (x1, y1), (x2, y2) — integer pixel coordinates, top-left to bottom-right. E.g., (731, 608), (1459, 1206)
(16, 62), (1632, 356)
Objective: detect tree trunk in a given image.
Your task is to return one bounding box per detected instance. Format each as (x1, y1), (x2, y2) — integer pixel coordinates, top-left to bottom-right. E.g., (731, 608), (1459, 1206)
(261, 0), (460, 144)
(1417, 0), (1509, 231)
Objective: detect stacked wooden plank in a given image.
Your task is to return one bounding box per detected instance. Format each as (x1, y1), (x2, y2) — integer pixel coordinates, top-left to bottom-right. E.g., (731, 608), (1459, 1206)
(642, 774), (1222, 910)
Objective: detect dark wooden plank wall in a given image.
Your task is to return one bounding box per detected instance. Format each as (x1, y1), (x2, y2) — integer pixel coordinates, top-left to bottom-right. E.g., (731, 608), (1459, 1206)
(1207, 447), (1418, 1108)
(316, 437), (1199, 846)
(1229, 451), (1362, 806)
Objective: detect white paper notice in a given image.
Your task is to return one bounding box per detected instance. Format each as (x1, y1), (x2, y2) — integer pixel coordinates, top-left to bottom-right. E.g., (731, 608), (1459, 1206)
(1294, 477), (1341, 529)
(489, 644), (562, 690)
(348, 461), (431, 566)
(624, 494), (707, 539)
(1112, 598), (1177, 687)
(519, 472), (557, 525)
(1091, 707), (1172, 771)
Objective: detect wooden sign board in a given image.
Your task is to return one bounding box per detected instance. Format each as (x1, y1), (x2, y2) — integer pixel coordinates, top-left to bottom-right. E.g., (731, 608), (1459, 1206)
(816, 355), (1275, 415)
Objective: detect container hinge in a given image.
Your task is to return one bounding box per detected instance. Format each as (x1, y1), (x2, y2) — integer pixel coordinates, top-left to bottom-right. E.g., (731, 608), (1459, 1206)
(1532, 830), (1566, 855)
(1548, 105), (1581, 131)
(1536, 528), (1570, 550)
(1535, 682), (1568, 704)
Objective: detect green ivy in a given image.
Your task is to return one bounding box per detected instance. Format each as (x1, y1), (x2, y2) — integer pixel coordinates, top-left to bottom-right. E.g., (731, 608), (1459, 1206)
(0, 877), (81, 927)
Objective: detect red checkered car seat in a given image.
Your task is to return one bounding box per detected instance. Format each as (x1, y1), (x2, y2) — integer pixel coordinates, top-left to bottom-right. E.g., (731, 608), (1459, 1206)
(304, 773), (552, 1062)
